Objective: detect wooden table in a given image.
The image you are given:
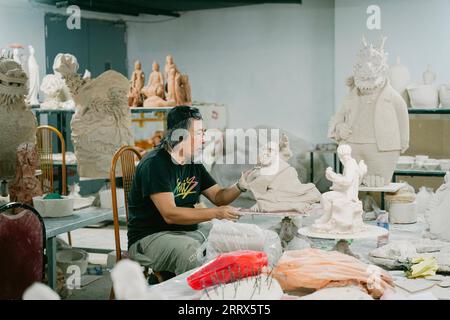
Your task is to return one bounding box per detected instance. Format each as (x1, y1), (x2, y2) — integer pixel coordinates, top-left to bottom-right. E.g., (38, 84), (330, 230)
(43, 206), (124, 290)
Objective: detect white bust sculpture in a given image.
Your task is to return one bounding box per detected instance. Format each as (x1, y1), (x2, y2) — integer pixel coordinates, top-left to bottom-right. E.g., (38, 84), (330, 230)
(328, 36), (409, 187)
(26, 45), (40, 106)
(312, 144), (367, 234)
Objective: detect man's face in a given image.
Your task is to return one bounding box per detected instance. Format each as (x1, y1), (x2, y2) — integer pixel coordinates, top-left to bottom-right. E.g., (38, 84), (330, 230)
(186, 119), (204, 160)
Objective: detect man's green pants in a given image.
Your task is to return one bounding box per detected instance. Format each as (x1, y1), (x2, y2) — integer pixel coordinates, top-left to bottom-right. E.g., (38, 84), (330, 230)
(128, 223), (211, 275)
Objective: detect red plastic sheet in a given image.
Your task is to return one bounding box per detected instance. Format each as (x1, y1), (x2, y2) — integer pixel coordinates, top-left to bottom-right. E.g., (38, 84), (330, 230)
(187, 250), (268, 290)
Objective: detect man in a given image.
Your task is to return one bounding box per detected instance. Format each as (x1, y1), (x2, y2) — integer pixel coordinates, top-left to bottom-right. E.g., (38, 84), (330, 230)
(127, 106), (248, 282)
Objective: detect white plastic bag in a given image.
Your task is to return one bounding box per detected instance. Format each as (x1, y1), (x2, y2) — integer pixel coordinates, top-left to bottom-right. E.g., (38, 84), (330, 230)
(205, 219), (282, 266)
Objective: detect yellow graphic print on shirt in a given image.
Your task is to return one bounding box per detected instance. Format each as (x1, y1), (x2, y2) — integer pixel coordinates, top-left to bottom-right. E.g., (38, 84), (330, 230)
(173, 176), (198, 199)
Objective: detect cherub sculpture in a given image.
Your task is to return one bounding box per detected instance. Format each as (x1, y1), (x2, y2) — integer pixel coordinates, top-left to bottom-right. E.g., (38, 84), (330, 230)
(312, 144), (367, 234)
(328, 37), (409, 187)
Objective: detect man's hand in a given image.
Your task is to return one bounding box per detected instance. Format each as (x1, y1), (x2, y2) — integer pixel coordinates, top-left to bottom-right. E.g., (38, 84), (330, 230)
(215, 206), (241, 222)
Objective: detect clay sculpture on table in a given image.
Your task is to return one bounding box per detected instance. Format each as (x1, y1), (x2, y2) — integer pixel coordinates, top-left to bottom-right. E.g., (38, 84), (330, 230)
(26, 45), (40, 106)
(128, 60), (145, 107)
(328, 36), (409, 187)
(312, 144), (367, 234)
(0, 58), (37, 180)
(165, 55), (192, 106)
(9, 142), (43, 206)
(56, 57), (133, 178)
(241, 135), (321, 213)
(142, 61), (174, 107)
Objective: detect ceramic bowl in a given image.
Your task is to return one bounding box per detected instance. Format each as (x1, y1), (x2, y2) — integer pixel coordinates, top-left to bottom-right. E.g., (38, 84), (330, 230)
(415, 155), (429, 162)
(439, 160), (450, 171)
(56, 249), (88, 275)
(32, 196), (74, 218)
(423, 159), (440, 170)
(407, 85), (439, 109)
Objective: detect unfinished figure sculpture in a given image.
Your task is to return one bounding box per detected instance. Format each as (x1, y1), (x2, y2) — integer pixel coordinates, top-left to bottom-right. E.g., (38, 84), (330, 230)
(312, 144), (367, 234)
(9, 142), (43, 206)
(0, 58), (37, 180)
(56, 57), (133, 178)
(328, 37), (409, 187)
(241, 135), (321, 213)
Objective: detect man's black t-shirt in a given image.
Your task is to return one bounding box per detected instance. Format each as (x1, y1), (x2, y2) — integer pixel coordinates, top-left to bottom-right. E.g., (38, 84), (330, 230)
(127, 147), (217, 248)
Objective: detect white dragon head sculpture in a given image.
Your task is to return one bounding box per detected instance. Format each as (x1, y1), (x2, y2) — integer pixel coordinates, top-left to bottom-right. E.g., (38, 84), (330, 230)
(352, 36), (389, 91)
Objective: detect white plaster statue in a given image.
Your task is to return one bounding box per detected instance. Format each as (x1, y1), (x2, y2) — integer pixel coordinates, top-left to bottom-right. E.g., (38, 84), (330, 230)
(328, 36), (409, 187)
(389, 56), (411, 105)
(12, 48), (22, 67)
(241, 136), (321, 213)
(39, 53), (84, 109)
(0, 58), (37, 180)
(40, 74), (65, 109)
(425, 172), (450, 241)
(407, 65), (439, 109)
(26, 45), (40, 106)
(68, 70), (133, 178)
(423, 65), (436, 85)
(312, 144), (367, 234)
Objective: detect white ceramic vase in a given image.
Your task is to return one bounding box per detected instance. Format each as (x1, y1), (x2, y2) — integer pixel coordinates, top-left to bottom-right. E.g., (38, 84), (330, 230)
(389, 57), (411, 99)
(439, 85), (450, 108)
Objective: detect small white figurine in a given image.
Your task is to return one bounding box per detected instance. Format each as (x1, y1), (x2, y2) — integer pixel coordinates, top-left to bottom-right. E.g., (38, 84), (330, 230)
(312, 144), (367, 234)
(26, 45), (40, 106)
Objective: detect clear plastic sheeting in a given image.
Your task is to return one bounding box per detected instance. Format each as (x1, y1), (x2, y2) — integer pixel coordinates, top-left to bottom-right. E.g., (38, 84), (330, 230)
(204, 219), (282, 267)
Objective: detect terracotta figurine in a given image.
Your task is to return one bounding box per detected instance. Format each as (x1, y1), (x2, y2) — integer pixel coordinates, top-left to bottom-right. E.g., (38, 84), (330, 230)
(128, 60), (145, 107)
(9, 142), (43, 206)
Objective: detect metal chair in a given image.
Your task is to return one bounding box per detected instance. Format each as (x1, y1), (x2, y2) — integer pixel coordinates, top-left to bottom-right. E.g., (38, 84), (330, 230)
(36, 125), (71, 245)
(0, 202), (46, 299)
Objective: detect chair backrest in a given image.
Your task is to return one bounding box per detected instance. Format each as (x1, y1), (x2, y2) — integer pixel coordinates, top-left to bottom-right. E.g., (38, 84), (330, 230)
(110, 146), (142, 261)
(0, 202), (46, 300)
(36, 125), (67, 195)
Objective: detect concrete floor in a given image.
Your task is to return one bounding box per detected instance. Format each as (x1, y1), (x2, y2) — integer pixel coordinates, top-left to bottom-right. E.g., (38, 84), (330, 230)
(57, 224), (124, 300)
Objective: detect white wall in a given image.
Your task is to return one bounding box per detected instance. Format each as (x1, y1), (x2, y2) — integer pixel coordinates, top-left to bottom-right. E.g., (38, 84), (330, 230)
(0, 0), (46, 78)
(335, 0), (450, 107)
(127, 0), (335, 143)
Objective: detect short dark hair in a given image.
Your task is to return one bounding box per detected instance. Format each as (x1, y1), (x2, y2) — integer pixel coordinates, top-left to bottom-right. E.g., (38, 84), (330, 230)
(161, 106), (203, 151)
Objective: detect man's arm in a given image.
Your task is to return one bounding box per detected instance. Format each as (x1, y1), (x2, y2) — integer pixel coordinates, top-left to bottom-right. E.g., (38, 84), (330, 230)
(202, 184), (241, 207)
(151, 192), (239, 225)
